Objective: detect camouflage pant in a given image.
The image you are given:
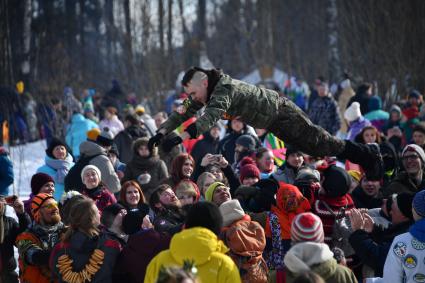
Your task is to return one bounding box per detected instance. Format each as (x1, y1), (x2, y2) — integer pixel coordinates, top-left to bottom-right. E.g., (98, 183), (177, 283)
(268, 97), (345, 157)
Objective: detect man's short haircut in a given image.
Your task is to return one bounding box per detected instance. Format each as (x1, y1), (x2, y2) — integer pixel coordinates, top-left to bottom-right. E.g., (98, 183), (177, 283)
(181, 67), (208, 86)
(413, 124), (425, 135)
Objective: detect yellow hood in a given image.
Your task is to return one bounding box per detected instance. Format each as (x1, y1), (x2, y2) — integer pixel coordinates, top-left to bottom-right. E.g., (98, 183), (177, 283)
(170, 227), (229, 266)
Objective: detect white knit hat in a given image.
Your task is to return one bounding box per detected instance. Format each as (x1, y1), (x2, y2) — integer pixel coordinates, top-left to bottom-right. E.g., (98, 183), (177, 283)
(344, 102), (362, 122)
(81, 165), (102, 182)
(402, 144), (425, 163)
(219, 200), (245, 227)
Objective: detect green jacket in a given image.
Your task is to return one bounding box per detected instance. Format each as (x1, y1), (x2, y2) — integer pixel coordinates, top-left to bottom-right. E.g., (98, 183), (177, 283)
(159, 74), (280, 137)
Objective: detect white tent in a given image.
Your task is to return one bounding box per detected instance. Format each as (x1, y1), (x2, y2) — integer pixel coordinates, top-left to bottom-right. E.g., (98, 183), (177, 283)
(241, 67), (288, 90)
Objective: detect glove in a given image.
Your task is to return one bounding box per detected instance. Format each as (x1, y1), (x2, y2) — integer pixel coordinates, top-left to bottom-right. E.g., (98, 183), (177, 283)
(162, 136), (183, 152)
(148, 133), (164, 151)
(185, 123), (198, 139)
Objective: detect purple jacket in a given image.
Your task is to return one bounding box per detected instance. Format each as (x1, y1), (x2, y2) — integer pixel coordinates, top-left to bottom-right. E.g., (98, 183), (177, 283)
(347, 117), (371, 141)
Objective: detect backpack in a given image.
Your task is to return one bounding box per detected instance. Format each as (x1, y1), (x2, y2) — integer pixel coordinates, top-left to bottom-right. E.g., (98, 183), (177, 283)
(64, 153), (104, 192)
(222, 219), (269, 283)
(320, 201), (355, 256)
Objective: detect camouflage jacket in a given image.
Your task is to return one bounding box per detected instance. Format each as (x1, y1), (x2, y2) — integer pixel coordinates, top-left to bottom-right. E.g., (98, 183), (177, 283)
(159, 74), (280, 137)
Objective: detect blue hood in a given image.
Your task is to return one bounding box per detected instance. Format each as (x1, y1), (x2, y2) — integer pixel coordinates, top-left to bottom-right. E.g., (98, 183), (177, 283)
(410, 218), (425, 242)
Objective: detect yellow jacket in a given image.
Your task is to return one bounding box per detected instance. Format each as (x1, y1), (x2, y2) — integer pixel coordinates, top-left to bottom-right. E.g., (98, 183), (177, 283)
(144, 227), (241, 283)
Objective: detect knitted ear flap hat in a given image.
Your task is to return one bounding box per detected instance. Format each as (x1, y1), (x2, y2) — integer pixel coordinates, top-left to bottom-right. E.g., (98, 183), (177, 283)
(31, 193), (55, 222)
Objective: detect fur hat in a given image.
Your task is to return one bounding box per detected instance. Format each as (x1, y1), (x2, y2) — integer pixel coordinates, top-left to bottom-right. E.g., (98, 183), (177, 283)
(81, 165), (101, 182)
(219, 200), (245, 227)
(291, 212), (324, 243)
(45, 137), (68, 159)
(31, 173), (55, 195)
(96, 127), (114, 147)
(402, 144), (425, 164)
(239, 164), (260, 183)
(322, 165), (351, 198)
(344, 102), (362, 122)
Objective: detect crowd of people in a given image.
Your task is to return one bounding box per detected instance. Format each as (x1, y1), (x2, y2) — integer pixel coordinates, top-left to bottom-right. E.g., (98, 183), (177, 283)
(1, 67), (425, 283)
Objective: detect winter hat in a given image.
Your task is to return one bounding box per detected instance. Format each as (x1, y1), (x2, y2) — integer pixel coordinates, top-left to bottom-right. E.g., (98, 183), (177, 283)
(413, 190), (425, 218)
(235, 135), (257, 151)
(31, 173), (55, 195)
(205, 182), (226, 202)
(322, 165), (351, 198)
(135, 105), (145, 115)
(409, 89), (422, 100)
(239, 156), (256, 167)
(46, 137), (68, 159)
(396, 193), (414, 220)
(81, 165), (101, 182)
(175, 180), (200, 201)
(295, 167), (320, 183)
(291, 212), (324, 243)
(390, 104), (402, 116)
(239, 164), (260, 183)
(368, 96), (382, 112)
(133, 137), (149, 153)
(285, 145), (303, 157)
(344, 102), (362, 122)
(402, 144), (425, 163)
(96, 127), (114, 147)
(219, 200), (245, 227)
(101, 203), (126, 229)
(87, 128), (101, 141)
(252, 178), (279, 211)
(31, 193), (54, 217)
(122, 206), (150, 235)
(109, 143), (119, 158)
(185, 202), (223, 235)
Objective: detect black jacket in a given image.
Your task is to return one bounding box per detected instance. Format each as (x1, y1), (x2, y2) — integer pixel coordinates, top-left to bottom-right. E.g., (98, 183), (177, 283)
(351, 186), (383, 209)
(348, 220), (413, 276)
(191, 131), (219, 180)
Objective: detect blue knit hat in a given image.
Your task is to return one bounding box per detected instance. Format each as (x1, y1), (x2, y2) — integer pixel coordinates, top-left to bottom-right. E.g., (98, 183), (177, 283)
(413, 190), (425, 218)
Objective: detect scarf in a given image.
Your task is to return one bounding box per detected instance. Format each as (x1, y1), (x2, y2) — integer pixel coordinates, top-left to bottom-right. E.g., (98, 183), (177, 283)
(130, 155), (159, 173)
(31, 221), (65, 249)
(45, 154), (73, 184)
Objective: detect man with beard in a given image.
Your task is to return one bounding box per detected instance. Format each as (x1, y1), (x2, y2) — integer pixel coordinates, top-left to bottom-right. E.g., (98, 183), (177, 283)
(205, 182), (232, 207)
(384, 144), (425, 196)
(149, 184), (185, 236)
(16, 193), (65, 283)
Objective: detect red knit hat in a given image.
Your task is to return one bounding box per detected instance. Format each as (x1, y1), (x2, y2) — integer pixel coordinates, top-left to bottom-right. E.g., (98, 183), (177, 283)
(31, 173), (55, 195)
(291, 212), (324, 243)
(239, 164), (260, 183)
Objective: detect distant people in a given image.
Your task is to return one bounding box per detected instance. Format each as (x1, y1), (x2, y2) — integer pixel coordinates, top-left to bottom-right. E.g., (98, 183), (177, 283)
(0, 145), (13, 196)
(99, 107), (124, 138)
(345, 102), (371, 141)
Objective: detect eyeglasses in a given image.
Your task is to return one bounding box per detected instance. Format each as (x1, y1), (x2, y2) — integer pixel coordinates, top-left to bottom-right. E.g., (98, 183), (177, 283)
(402, 155), (420, 161)
(41, 202), (58, 210)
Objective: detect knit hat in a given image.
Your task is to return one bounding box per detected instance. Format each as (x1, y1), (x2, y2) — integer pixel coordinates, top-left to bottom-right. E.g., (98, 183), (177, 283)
(402, 144), (425, 163)
(295, 167), (320, 183)
(45, 137), (68, 159)
(31, 173), (55, 195)
(344, 102), (362, 122)
(413, 190), (425, 218)
(409, 89), (422, 100)
(285, 145), (303, 157)
(96, 127), (114, 147)
(322, 165), (351, 198)
(87, 128), (101, 141)
(239, 156), (256, 167)
(235, 135), (257, 151)
(31, 193), (54, 217)
(185, 202), (223, 235)
(122, 205), (150, 235)
(81, 165), (101, 182)
(239, 164), (260, 183)
(396, 193), (415, 220)
(252, 179), (279, 212)
(219, 200), (245, 227)
(101, 203), (126, 229)
(368, 96), (382, 112)
(205, 182), (226, 202)
(390, 104), (402, 116)
(175, 180), (200, 201)
(347, 170), (362, 183)
(109, 143), (119, 157)
(291, 212), (324, 243)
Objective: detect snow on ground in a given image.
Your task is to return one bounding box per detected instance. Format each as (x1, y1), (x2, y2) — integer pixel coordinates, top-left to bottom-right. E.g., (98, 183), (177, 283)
(10, 139), (47, 199)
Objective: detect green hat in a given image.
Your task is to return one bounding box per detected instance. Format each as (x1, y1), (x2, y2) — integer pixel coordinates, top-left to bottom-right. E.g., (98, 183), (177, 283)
(205, 182), (226, 202)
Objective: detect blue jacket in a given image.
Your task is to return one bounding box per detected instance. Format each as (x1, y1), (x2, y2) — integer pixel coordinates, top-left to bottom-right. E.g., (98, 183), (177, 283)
(65, 114), (98, 158)
(0, 147), (13, 195)
(37, 154), (74, 200)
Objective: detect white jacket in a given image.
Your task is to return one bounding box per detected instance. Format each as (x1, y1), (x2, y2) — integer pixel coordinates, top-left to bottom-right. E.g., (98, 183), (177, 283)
(381, 232), (425, 283)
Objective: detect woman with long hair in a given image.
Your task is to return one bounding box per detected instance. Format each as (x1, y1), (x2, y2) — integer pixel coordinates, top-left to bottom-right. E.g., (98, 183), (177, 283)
(162, 153), (195, 189)
(50, 198), (122, 283)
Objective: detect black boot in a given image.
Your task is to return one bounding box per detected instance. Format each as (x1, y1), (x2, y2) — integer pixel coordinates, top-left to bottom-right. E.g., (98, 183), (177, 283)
(337, 140), (384, 180)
